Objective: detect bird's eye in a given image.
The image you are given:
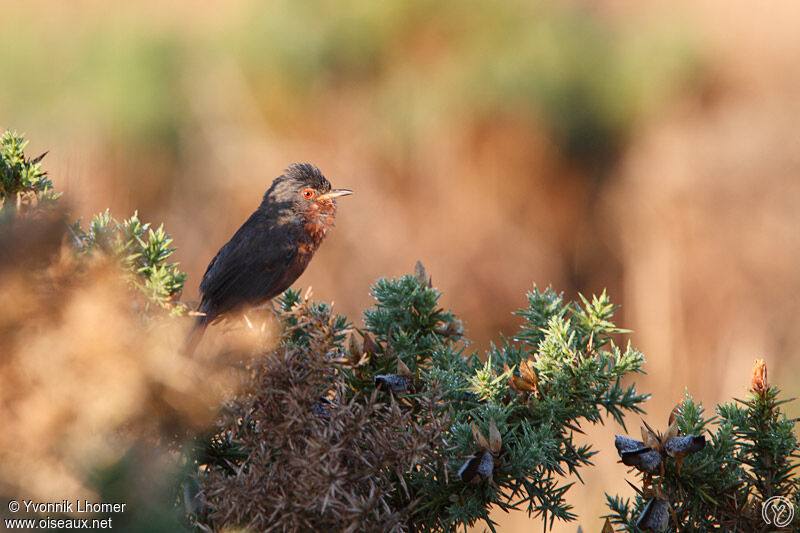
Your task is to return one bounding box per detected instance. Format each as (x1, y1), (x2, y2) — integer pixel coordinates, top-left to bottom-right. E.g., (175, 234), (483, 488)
(302, 188), (315, 200)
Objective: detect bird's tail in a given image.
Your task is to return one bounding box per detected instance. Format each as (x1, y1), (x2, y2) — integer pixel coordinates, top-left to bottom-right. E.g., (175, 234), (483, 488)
(183, 314), (210, 357)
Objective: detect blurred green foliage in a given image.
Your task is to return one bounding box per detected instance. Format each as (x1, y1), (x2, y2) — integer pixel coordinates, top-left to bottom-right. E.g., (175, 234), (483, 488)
(233, 0), (697, 166)
(0, 1), (698, 173)
(90, 447), (188, 533)
(0, 18), (186, 149)
(80, 31), (188, 152)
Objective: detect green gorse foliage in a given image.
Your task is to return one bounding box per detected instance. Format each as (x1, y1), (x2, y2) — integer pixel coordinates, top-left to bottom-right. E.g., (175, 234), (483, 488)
(71, 210), (187, 311)
(0, 130), (60, 213)
(606, 370), (800, 532)
(327, 269), (649, 531)
(1, 129), (186, 312)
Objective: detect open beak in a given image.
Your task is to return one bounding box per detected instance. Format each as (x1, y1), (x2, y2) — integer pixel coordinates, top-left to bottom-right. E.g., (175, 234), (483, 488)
(317, 188), (353, 201)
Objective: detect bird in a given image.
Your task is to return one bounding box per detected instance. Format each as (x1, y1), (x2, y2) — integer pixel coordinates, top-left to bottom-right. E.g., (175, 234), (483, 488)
(185, 163), (352, 354)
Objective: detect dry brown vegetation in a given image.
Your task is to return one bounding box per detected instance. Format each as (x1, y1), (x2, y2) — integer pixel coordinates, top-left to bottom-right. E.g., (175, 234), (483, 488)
(0, 214), (234, 504)
(198, 298), (448, 532)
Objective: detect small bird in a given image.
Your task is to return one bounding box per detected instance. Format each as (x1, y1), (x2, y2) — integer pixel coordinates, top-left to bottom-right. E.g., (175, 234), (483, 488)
(185, 163), (352, 354)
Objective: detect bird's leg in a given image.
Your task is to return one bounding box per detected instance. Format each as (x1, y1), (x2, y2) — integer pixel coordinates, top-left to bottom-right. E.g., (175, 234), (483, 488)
(241, 301), (283, 351)
(253, 300), (277, 311)
(253, 300), (280, 319)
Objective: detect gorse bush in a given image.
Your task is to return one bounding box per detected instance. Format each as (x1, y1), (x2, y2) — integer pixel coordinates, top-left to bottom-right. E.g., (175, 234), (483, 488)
(607, 361), (800, 532)
(2, 129), (798, 532)
(195, 292), (449, 531)
(193, 266), (650, 531)
(357, 269), (649, 530)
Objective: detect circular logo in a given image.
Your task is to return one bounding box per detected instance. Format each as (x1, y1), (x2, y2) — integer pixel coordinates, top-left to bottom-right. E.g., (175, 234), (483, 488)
(763, 496), (795, 528)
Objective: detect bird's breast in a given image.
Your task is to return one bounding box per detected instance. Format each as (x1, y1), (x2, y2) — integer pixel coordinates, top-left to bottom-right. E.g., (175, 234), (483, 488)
(301, 202), (337, 247)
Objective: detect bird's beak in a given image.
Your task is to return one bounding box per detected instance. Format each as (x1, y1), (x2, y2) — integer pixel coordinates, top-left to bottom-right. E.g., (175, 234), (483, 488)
(317, 189), (353, 201)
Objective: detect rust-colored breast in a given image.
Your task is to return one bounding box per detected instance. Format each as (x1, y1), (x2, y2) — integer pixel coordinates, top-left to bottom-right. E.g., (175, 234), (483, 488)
(302, 199), (338, 248)
(292, 199), (338, 275)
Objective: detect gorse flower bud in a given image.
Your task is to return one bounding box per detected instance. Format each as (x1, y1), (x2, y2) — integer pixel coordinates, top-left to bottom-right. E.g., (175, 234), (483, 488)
(751, 358), (768, 395)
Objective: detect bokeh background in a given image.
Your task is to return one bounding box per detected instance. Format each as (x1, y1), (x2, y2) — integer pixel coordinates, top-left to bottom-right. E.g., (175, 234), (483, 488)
(2, 0), (800, 530)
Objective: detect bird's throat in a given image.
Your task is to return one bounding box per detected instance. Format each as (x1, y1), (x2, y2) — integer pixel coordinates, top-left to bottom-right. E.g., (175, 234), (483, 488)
(301, 201), (337, 246)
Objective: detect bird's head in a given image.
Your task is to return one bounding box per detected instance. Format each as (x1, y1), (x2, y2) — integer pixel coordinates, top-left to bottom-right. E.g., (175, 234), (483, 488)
(266, 163), (353, 215)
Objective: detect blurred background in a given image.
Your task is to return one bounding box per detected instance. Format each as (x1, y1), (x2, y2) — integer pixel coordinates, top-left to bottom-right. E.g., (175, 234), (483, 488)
(2, 0), (799, 530)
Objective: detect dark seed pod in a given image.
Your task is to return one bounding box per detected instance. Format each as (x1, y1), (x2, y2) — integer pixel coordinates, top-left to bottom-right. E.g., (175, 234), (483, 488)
(458, 451), (494, 483)
(636, 498), (669, 532)
(622, 449), (662, 472)
(461, 391), (485, 404)
(476, 451), (494, 480)
(614, 435), (646, 453)
(374, 374), (414, 393)
(311, 397), (335, 417)
(615, 435), (662, 471)
(664, 435), (706, 457)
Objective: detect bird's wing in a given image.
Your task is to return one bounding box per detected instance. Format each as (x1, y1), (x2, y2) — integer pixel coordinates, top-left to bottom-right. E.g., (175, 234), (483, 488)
(198, 213), (298, 318)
